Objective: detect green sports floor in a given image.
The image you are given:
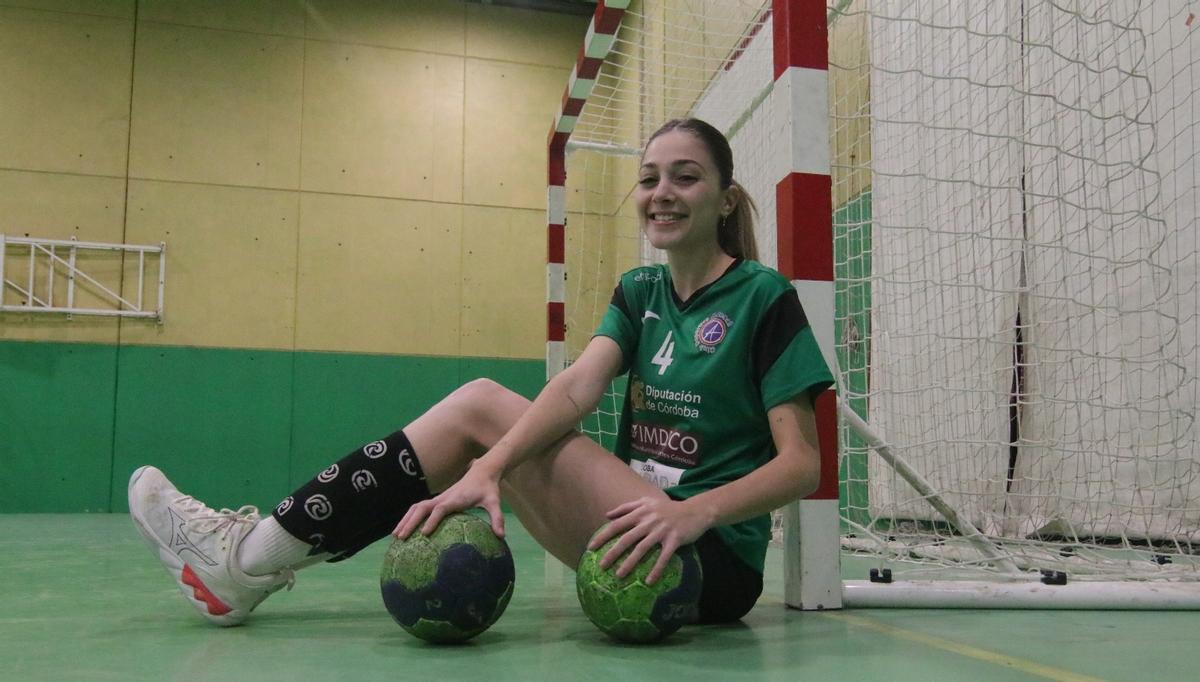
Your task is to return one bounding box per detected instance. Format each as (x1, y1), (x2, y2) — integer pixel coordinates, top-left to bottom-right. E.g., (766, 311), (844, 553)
(2, 514), (1193, 681)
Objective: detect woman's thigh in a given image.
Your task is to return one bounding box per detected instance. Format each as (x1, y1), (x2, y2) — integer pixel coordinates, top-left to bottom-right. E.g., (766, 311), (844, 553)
(403, 379), (666, 568)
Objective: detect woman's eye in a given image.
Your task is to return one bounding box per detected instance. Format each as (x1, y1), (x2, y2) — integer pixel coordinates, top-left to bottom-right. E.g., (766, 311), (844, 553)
(675, 175), (697, 184)
(638, 177), (657, 187)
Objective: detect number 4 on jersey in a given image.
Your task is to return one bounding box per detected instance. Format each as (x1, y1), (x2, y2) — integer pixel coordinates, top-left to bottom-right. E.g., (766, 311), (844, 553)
(651, 331), (675, 375)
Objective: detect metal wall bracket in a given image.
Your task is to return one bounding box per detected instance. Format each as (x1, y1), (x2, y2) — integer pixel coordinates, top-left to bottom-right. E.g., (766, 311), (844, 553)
(0, 235), (165, 322)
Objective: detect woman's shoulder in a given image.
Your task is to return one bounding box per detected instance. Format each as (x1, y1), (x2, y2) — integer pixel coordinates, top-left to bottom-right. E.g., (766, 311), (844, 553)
(736, 260), (793, 293)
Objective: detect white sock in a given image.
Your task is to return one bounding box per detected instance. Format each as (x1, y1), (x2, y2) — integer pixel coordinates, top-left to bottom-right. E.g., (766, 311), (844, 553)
(238, 516), (328, 576)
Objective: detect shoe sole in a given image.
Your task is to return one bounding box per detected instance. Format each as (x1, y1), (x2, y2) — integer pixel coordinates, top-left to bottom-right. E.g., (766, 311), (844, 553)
(127, 466), (247, 627)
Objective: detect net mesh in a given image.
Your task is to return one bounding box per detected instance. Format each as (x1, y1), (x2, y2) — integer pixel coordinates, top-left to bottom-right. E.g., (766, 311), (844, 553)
(833, 0), (1199, 579)
(556, 0), (1200, 581)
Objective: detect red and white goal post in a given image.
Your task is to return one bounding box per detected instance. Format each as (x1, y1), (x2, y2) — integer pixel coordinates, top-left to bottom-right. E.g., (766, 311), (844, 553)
(548, 0), (1200, 610)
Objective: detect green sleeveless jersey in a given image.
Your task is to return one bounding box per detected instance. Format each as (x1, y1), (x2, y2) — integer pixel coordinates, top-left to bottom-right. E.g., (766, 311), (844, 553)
(594, 259), (833, 573)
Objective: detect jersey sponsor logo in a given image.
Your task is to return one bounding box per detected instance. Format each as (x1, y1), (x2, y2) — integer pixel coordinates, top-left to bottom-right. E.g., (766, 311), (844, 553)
(629, 378), (703, 419)
(695, 312), (732, 353)
(629, 420), (702, 467)
(634, 270), (663, 283)
(630, 458), (684, 490)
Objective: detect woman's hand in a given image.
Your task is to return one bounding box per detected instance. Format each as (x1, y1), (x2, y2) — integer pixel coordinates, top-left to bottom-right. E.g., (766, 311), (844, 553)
(587, 496), (711, 585)
(393, 458), (505, 539)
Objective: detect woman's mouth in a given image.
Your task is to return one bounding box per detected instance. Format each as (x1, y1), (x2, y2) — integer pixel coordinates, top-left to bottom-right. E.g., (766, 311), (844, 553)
(650, 212), (686, 224)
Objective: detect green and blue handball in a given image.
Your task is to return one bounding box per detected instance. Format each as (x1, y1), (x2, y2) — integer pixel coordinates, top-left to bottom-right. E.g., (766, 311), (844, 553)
(380, 512), (515, 643)
(380, 514), (702, 644)
(576, 524), (704, 643)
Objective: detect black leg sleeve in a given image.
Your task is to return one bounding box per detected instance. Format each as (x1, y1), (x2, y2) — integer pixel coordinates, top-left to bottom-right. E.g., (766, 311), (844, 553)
(271, 430), (432, 561)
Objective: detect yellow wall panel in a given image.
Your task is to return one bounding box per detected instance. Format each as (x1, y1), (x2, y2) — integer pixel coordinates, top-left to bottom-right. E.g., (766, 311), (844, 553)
(0, 170), (126, 343)
(0, 1), (131, 18)
(830, 3), (872, 207)
(118, 180), (300, 350)
(459, 205), (544, 359)
(138, 0), (306, 37)
(465, 3), (585, 68)
(563, 210), (625, 356)
(304, 0), (465, 54)
(294, 193), (462, 355)
(1, 2), (594, 361)
(128, 22), (304, 190)
(0, 7), (132, 177)
(463, 59), (568, 210)
(301, 42), (464, 203)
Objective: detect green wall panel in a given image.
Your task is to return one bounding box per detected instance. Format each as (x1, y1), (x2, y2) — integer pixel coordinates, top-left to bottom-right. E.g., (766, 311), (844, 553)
(1, 340), (545, 512)
(0, 341), (117, 512)
(288, 352), (462, 488)
(459, 356), (543, 402)
(290, 353), (544, 489)
(109, 345), (296, 513)
(834, 190), (872, 529)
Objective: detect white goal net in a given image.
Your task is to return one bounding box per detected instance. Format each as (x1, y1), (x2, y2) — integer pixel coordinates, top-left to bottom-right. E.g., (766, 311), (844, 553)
(553, 0), (1200, 595)
(832, 0), (1199, 584)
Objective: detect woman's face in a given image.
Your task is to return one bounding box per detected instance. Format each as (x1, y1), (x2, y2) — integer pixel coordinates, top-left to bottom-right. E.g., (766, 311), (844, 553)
(635, 130), (734, 256)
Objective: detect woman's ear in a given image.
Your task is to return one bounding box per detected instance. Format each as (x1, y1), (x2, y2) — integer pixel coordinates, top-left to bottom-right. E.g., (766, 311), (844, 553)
(722, 183), (741, 216)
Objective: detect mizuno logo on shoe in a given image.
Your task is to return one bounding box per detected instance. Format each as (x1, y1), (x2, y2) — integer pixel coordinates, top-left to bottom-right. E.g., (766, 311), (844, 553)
(168, 507), (218, 567)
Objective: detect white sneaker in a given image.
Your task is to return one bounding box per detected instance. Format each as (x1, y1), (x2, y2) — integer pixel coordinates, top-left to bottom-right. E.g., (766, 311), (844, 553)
(128, 466), (294, 626)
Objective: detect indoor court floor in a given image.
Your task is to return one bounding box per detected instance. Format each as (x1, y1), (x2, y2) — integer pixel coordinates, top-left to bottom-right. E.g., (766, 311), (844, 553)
(1, 513), (1193, 681)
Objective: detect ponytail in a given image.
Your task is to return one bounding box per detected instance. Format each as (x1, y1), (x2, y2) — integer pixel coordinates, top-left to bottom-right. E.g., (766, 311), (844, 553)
(718, 180), (759, 261)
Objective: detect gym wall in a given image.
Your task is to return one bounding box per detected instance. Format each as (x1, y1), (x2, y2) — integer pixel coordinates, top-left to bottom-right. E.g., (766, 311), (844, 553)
(0, 0), (587, 512)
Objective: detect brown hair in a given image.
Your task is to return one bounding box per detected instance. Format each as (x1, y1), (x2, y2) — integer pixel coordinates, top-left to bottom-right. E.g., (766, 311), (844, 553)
(646, 118), (759, 261)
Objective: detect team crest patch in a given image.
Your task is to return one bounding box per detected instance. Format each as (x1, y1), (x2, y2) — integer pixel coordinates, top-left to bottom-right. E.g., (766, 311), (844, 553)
(630, 379), (647, 410)
(694, 312), (732, 353)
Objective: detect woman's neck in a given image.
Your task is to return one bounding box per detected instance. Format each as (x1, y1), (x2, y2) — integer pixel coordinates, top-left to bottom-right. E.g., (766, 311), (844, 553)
(667, 249), (736, 302)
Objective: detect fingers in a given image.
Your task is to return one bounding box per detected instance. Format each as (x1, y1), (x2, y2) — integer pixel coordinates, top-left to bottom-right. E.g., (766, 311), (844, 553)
(417, 501), (446, 537)
(483, 498), (506, 539)
(599, 523), (642, 570)
(590, 496), (696, 584)
(588, 516), (631, 552)
(393, 487), (505, 540)
(615, 532), (662, 579)
(603, 500), (639, 520)
(394, 499), (432, 539)
(644, 540), (678, 585)
(589, 497), (649, 551)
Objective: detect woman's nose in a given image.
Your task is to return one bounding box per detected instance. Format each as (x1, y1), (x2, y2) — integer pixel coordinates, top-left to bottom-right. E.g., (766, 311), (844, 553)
(651, 180), (674, 202)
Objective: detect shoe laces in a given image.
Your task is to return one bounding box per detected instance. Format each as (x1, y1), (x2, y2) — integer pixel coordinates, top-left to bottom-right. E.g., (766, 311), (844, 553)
(176, 497), (262, 535)
(175, 497), (296, 590)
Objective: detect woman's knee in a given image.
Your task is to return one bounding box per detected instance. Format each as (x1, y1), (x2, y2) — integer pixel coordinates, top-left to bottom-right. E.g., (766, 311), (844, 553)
(441, 378), (528, 445)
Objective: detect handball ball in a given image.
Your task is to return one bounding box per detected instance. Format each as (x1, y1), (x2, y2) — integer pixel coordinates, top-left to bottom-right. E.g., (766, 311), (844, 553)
(380, 512), (515, 643)
(575, 525), (703, 643)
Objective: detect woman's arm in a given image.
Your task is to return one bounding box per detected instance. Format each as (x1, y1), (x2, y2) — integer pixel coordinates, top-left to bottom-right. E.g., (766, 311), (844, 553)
(395, 335), (624, 537)
(684, 395), (822, 528)
(476, 335), (624, 480)
(594, 394), (822, 582)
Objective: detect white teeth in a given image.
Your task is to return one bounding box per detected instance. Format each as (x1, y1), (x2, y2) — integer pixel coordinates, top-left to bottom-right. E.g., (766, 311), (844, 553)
(653, 213), (683, 221)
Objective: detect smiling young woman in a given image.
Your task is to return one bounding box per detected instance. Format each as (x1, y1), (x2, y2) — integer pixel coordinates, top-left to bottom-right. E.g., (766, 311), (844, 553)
(127, 117), (833, 629)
